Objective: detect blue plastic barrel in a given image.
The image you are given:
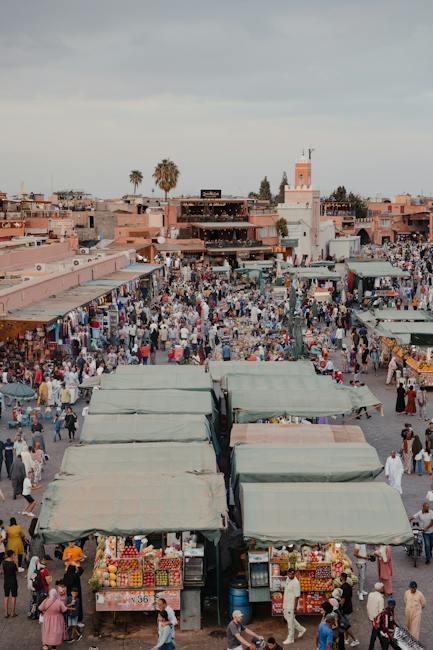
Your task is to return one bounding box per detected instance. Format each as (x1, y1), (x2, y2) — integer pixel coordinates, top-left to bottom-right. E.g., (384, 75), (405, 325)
(229, 581), (251, 624)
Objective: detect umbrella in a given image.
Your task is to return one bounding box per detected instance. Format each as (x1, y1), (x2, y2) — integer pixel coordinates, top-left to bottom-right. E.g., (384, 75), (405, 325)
(0, 382), (35, 400)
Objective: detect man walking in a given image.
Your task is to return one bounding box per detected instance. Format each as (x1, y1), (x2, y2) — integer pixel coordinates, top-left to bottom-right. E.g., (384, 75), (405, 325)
(367, 582), (385, 650)
(410, 502), (433, 564)
(282, 568), (306, 644)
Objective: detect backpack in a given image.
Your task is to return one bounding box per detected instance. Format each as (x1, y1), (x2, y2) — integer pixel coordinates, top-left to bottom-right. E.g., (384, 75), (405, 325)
(32, 569), (44, 592)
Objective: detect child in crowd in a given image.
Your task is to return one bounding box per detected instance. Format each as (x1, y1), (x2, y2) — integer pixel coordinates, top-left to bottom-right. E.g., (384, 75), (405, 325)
(66, 587), (82, 643)
(424, 450), (432, 475)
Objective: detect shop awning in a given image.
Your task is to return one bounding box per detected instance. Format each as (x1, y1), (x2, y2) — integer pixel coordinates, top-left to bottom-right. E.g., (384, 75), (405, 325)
(346, 260), (410, 279)
(89, 389), (216, 416)
(208, 360), (315, 385)
(374, 321), (433, 346)
(230, 423), (366, 446)
(0, 265), (159, 323)
(212, 266), (231, 273)
(101, 366), (212, 391)
(60, 442), (217, 476)
(354, 308), (433, 329)
(240, 482), (413, 546)
(283, 267), (340, 280)
(231, 443), (382, 490)
(240, 261), (274, 269)
(81, 413), (212, 444)
(227, 375), (382, 422)
(37, 471), (227, 544)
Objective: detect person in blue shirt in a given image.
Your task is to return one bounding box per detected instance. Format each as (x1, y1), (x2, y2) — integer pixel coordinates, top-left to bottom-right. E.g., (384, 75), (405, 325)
(317, 614), (336, 650)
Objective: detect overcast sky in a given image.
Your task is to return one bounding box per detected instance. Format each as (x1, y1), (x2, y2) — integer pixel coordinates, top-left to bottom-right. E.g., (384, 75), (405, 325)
(1, 0), (433, 199)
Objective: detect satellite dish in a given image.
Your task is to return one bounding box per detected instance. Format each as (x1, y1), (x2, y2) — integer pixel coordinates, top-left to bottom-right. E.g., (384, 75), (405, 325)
(157, 236), (166, 244)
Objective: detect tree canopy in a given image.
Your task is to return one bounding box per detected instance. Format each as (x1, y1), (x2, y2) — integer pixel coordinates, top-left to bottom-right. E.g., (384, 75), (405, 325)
(328, 185), (367, 218)
(153, 159), (180, 200)
(259, 176), (272, 201)
(129, 170), (143, 195)
(275, 171), (288, 204)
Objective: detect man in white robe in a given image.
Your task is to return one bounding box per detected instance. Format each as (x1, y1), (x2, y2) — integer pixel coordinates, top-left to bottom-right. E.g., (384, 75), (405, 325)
(385, 450), (404, 494)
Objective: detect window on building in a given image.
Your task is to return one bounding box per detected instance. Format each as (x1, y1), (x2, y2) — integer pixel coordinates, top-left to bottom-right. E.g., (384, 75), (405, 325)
(89, 215), (94, 228)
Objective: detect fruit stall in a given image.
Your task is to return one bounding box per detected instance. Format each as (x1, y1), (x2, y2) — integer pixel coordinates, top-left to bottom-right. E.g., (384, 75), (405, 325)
(90, 535), (188, 612)
(379, 328), (433, 387)
(240, 482), (413, 616)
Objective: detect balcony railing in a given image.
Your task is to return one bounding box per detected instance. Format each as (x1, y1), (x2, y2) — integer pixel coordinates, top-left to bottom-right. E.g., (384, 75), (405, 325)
(206, 240), (265, 249)
(178, 214), (248, 223)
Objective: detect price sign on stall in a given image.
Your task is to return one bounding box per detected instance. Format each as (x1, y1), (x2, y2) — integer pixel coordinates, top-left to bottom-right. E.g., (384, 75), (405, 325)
(96, 589), (155, 611)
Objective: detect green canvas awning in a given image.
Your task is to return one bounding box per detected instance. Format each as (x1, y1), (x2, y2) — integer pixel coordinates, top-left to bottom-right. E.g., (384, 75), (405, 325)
(38, 471), (227, 544)
(208, 360), (315, 385)
(354, 309), (433, 329)
(346, 260), (410, 279)
(89, 389), (215, 417)
(283, 267), (340, 281)
(211, 266), (231, 273)
(60, 442), (217, 476)
(101, 366), (212, 391)
(240, 482), (413, 546)
(231, 443), (382, 491)
(374, 321), (433, 346)
(227, 375), (381, 423)
(80, 414), (212, 444)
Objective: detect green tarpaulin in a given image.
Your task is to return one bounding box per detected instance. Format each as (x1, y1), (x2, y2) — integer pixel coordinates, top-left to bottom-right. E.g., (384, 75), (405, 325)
(38, 471), (227, 544)
(60, 442), (217, 476)
(346, 260), (410, 279)
(240, 482), (413, 546)
(374, 321), (433, 346)
(89, 389), (216, 417)
(227, 375), (381, 423)
(231, 443), (383, 492)
(283, 267), (340, 280)
(101, 366), (212, 391)
(355, 309), (433, 329)
(80, 414), (212, 445)
(208, 360), (315, 385)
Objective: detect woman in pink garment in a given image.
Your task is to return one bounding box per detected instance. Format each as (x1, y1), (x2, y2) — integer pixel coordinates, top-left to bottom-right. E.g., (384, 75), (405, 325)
(39, 588), (67, 649)
(375, 545), (393, 596)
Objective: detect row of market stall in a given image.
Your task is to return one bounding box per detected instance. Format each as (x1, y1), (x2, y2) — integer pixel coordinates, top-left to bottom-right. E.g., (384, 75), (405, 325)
(207, 361), (411, 619)
(37, 360), (413, 629)
(38, 365), (226, 629)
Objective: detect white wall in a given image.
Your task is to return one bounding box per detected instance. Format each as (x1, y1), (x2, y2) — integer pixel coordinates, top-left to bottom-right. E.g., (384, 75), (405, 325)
(319, 220), (336, 258)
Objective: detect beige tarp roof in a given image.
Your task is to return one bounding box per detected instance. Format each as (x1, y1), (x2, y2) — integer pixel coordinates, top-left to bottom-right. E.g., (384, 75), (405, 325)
(102, 366), (212, 391)
(230, 423), (366, 446)
(38, 471), (227, 544)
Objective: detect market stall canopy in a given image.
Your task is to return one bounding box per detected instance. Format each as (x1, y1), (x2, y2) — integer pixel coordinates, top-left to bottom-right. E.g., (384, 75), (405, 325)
(0, 265), (159, 323)
(80, 414), (212, 444)
(89, 389), (215, 417)
(211, 266), (231, 273)
(0, 382), (35, 399)
(354, 309), (432, 329)
(79, 375), (101, 389)
(240, 261), (274, 269)
(100, 366), (212, 391)
(60, 442), (217, 476)
(374, 321), (433, 346)
(282, 267), (340, 281)
(231, 443), (382, 490)
(38, 471), (227, 544)
(346, 260), (410, 279)
(240, 482), (413, 546)
(230, 423), (366, 446)
(208, 360), (315, 385)
(227, 375), (382, 423)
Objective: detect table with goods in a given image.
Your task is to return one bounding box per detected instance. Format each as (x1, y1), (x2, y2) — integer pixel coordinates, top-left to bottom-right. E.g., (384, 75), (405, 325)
(381, 337), (433, 387)
(267, 544), (357, 616)
(90, 535), (184, 612)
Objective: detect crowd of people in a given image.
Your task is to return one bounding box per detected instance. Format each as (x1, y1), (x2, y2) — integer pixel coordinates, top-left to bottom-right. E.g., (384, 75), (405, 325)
(1, 247), (432, 649)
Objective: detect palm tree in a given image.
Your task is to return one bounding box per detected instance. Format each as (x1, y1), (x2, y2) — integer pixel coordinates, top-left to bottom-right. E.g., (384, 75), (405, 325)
(129, 170), (143, 195)
(152, 159), (180, 200)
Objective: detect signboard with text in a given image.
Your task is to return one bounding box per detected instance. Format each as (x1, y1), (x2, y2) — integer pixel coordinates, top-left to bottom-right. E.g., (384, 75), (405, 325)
(200, 189), (221, 199)
(95, 589), (181, 612)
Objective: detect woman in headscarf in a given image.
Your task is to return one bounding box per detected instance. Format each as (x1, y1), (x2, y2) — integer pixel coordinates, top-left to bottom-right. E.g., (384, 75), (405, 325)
(10, 455), (26, 499)
(39, 588), (67, 650)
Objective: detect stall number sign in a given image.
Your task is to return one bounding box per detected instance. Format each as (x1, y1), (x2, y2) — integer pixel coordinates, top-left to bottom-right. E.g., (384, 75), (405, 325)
(96, 589), (155, 611)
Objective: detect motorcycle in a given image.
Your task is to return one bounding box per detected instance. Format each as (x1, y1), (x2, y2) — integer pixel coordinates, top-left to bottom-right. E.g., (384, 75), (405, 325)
(404, 522), (423, 567)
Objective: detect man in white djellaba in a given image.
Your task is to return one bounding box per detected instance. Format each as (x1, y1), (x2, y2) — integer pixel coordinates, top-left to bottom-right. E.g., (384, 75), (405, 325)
(385, 450), (404, 494)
